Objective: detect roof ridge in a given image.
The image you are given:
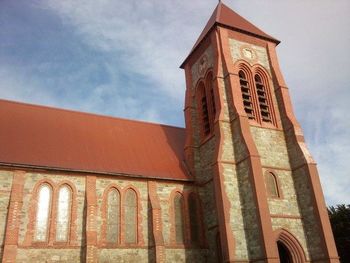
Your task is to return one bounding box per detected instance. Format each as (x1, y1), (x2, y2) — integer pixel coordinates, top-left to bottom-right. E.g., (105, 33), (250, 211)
(0, 98), (185, 130)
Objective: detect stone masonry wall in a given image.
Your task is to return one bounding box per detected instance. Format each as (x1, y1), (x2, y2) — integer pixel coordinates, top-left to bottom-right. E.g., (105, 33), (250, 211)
(229, 37), (315, 261)
(0, 170), (13, 260)
(249, 98), (312, 261)
(0, 168), (213, 263)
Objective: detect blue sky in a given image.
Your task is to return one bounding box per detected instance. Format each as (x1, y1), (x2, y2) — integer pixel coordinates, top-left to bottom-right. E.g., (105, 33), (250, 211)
(0, 0), (349, 205)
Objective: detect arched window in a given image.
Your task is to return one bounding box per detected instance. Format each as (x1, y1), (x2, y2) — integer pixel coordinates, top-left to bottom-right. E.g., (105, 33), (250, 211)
(266, 172), (280, 198)
(106, 189), (120, 244)
(124, 189), (137, 244)
(55, 185), (72, 242)
(254, 74), (272, 123)
(188, 193), (200, 244)
(34, 184), (52, 242)
(174, 193), (185, 244)
(239, 70), (255, 120)
(206, 72), (216, 121)
(198, 82), (211, 136)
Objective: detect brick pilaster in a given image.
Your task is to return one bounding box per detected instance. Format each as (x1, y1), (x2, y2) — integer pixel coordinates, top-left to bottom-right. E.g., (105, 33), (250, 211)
(148, 181), (165, 263)
(85, 176), (98, 263)
(2, 170), (26, 263)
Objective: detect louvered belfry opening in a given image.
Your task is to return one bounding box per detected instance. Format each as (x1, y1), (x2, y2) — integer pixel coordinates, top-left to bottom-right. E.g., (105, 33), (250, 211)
(239, 70), (255, 120)
(199, 83), (211, 136)
(255, 74), (271, 123)
(207, 73), (216, 121)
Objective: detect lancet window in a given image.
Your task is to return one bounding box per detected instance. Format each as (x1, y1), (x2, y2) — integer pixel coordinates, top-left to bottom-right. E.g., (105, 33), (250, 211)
(266, 172), (280, 198)
(124, 189), (137, 244)
(174, 193), (185, 244)
(34, 184), (52, 242)
(197, 71), (217, 139)
(55, 185), (72, 242)
(106, 189), (121, 244)
(239, 70), (255, 120)
(198, 82), (211, 136)
(238, 66), (276, 126)
(102, 186), (139, 246)
(172, 191), (204, 246)
(255, 74), (272, 123)
(33, 182), (74, 244)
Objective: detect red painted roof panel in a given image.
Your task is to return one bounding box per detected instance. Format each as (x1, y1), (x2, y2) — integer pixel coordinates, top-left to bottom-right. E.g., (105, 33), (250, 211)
(0, 99), (190, 181)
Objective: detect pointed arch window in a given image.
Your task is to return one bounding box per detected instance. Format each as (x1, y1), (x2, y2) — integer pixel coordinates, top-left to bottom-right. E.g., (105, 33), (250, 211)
(124, 189), (137, 244)
(106, 189), (121, 244)
(188, 193), (201, 244)
(265, 172), (280, 198)
(255, 74), (272, 123)
(198, 82), (211, 136)
(55, 185), (72, 242)
(239, 70), (255, 120)
(174, 193), (185, 244)
(34, 184), (52, 242)
(206, 72), (216, 122)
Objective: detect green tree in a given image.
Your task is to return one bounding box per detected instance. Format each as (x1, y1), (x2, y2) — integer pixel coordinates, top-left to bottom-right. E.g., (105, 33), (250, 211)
(328, 204), (350, 263)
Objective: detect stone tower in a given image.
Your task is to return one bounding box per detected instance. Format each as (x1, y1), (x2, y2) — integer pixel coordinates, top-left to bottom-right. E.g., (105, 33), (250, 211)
(181, 3), (339, 263)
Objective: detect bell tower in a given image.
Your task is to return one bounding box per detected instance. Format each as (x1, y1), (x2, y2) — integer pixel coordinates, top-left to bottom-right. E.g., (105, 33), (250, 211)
(181, 3), (339, 263)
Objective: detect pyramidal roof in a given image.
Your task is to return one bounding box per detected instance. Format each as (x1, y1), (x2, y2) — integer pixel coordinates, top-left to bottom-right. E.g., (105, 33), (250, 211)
(181, 2), (279, 67)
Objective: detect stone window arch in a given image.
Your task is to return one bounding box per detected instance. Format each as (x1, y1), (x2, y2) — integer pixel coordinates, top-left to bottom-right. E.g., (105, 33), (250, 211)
(197, 81), (211, 137)
(106, 188), (121, 244)
(55, 185), (72, 242)
(265, 171), (281, 198)
(34, 184), (52, 242)
(124, 188), (138, 244)
(254, 73), (272, 123)
(239, 70), (256, 120)
(206, 71), (216, 124)
(173, 192), (185, 244)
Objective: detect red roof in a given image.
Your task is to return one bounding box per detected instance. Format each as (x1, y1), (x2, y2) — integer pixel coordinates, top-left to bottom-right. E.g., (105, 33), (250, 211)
(0, 99), (190, 181)
(181, 2), (279, 68)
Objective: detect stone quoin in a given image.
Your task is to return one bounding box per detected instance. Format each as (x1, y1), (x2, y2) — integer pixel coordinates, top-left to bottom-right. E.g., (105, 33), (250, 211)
(0, 2), (339, 263)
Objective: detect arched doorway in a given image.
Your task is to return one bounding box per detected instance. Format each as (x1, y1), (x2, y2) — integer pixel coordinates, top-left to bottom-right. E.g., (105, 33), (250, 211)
(277, 241), (292, 263)
(275, 229), (306, 263)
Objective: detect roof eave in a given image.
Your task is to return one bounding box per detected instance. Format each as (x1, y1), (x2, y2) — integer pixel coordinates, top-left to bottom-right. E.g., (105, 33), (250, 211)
(0, 162), (194, 182)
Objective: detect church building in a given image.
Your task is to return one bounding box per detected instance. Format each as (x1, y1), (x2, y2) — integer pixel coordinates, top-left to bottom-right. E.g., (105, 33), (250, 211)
(0, 3), (339, 263)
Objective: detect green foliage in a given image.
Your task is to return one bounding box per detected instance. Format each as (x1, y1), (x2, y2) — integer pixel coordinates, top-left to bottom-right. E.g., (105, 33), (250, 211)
(328, 204), (350, 263)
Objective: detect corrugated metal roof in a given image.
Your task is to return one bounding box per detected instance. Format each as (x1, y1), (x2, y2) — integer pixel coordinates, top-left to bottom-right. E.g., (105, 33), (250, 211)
(181, 2), (279, 68)
(0, 99), (191, 181)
